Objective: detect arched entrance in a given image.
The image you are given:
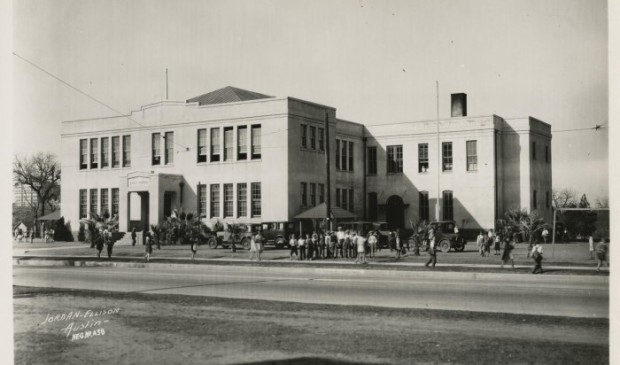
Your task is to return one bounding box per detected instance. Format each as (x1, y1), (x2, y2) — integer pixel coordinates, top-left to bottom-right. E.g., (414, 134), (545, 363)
(386, 195), (405, 229)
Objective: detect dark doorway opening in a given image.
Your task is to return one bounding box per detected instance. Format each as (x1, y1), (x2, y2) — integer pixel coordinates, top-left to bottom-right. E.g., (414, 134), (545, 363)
(386, 195), (404, 229)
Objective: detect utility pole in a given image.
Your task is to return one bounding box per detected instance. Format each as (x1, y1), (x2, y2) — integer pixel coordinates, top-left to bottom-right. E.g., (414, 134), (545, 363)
(165, 68), (169, 100)
(325, 112), (332, 231)
(435, 81), (441, 221)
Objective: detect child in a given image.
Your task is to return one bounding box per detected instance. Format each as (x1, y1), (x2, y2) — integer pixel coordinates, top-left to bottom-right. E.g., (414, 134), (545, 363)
(145, 233), (153, 262)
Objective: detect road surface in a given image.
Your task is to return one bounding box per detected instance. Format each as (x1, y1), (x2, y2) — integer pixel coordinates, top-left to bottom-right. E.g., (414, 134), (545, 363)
(13, 264), (608, 318)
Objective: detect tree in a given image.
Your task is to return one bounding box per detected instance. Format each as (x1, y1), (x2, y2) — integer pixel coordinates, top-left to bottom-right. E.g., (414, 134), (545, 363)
(13, 153), (61, 218)
(80, 212), (119, 246)
(503, 208), (546, 250)
(552, 189), (578, 209)
(595, 196), (609, 208)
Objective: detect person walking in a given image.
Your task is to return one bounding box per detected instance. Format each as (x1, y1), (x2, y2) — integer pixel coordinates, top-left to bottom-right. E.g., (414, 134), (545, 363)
(395, 232), (402, 260)
(541, 227), (549, 244)
(589, 236), (595, 259)
(30, 229), (35, 244)
(95, 229), (104, 258)
(531, 242), (544, 274)
(368, 232), (378, 258)
(336, 227), (345, 259)
(145, 232), (153, 262)
(329, 231), (337, 258)
(425, 227), (437, 268)
(388, 231), (396, 252)
(476, 231), (485, 257)
(249, 234), (258, 261)
(49, 228), (55, 243)
(485, 230), (494, 257)
(355, 232), (367, 264)
(298, 235), (306, 261)
(494, 232), (502, 255)
(254, 230), (265, 261)
(190, 240), (198, 260)
(289, 234), (298, 260)
(595, 239), (609, 272)
(131, 228), (137, 246)
(104, 228), (114, 259)
(501, 235), (515, 269)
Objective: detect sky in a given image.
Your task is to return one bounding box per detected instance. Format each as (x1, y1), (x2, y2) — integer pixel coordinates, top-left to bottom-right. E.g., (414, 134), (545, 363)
(11, 0), (609, 202)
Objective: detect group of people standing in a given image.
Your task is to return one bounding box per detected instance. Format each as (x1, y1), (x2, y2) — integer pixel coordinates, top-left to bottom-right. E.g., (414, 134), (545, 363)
(94, 227), (114, 259)
(288, 227), (369, 264)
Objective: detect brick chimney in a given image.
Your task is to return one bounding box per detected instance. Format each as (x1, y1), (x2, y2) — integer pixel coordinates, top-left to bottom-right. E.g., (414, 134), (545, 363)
(451, 93), (467, 117)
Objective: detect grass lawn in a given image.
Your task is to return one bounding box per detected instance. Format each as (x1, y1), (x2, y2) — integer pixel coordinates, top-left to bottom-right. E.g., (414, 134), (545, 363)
(14, 286), (608, 365)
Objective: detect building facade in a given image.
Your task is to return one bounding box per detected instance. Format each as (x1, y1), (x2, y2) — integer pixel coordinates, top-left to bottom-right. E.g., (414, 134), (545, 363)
(60, 87), (552, 234)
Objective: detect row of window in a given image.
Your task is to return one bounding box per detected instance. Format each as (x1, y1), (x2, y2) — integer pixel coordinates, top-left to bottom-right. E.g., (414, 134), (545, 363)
(532, 142), (551, 163)
(335, 188), (354, 212)
(335, 139), (354, 172)
(367, 141), (478, 175)
(79, 188), (119, 218)
(195, 125), (261, 164)
(300, 124), (325, 151)
(197, 183), (261, 218)
(80, 136), (131, 170)
(300, 182), (326, 207)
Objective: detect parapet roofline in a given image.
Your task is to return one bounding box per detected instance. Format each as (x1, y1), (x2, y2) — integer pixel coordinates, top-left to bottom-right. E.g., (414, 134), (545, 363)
(364, 114), (503, 128)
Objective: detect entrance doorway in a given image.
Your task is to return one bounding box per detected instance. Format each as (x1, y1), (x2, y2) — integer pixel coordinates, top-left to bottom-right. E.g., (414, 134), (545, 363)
(128, 191), (149, 231)
(386, 195), (405, 229)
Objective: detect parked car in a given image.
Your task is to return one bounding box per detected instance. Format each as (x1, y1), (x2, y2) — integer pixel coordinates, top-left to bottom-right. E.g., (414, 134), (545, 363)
(207, 224), (253, 250)
(426, 220), (467, 253)
(252, 222), (295, 249)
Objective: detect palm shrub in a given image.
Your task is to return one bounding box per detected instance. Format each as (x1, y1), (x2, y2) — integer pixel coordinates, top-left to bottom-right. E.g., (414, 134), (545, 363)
(80, 212), (119, 247)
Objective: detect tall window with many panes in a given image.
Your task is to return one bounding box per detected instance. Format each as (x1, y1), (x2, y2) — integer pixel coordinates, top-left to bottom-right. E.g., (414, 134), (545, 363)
(367, 147), (377, 175)
(197, 129), (207, 163)
(79, 189), (87, 218)
(418, 143), (428, 172)
(101, 137), (109, 168)
(211, 128), (220, 162)
(122, 135), (131, 167)
(80, 139), (88, 170)
(387, 145), (403, 173)
(301, 183), (307, 206)
(237, 126), (247, 160)
(164, 132), (173, 164)
(251, 183), (261, 217)
(310, 126), (316, 149)
(111, 188), (119, 217)
(152, 133), (161, 165)
(100, 189), (109, 215)
(237, 183), (247, 217)
(301, 125), (307, 148)
(466, 140), (477, 171)
(310, 183), (316, 206)
(210, 184), (220, 218)
(318, 128), (324, 151)
(198, 184), (207, 218)
(251, 125), (261, 159)
(442, 142), (453, 171)
(90, 138), (98, 169)
(223, 127), (233, 161)
(223, 184), (233, 217)
(90, 189), (98, 217)
(112, 136), (120, 167)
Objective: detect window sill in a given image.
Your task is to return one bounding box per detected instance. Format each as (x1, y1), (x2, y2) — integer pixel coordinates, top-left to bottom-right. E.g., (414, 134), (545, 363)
(198, 159), (261, 166)
(466, 170), (478, 173)
(386, 172), (403, 175)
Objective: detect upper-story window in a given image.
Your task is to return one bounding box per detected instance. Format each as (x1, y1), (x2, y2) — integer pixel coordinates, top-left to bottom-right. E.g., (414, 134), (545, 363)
(466, 140), (477, 171)
(310, 126), (316, 149)
(532, 141), (537, 160)
(164, 132), (173, 164)
(223, 127), (233, 161)
(301, 124), (307, 148)
(79, 139), (87, 170)
(101, 137), (109, 168)
(341, 139), (347, 170)
(237, 126), (247, 160)
(111, 136), (120, 168)
(211, 128), (220, 162)
(533, 190), (537, 209)
(310, 183), (316, 206)
(122, 135), (131, 167)
(251, 124), (261, 159)
(545, 145), (550, 163)
(418, 143), (428, 173)
(387, 145), (403, 173)
(442, 142), (453, 172)
(367, 146), (377, 175)
(319, 183), (325, 203)
(301, 182), (307, 207)
(318, 128), (325, 151)
(90, 138), (98, 169)
(336, 140), (340, 170)
(348, 141), (354, 171)
(152, 133), (161, 165)
(197, 129), (207, 163)
(336, 139), (354, 172)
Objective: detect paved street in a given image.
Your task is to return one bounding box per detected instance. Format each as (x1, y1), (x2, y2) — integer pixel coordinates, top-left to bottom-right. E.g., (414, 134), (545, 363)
(14, 264), (608, 318)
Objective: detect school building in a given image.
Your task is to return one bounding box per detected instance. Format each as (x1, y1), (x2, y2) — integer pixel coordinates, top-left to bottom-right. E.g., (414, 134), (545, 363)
(60, 86), (552, 234)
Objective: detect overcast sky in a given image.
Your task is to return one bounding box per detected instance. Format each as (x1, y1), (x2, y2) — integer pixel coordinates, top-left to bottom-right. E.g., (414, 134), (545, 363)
(12, 0), (608, 201)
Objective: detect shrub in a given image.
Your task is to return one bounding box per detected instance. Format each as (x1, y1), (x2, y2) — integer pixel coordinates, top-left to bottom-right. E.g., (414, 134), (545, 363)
(53, 217), (74, 242)
(77, 223), (86, 242)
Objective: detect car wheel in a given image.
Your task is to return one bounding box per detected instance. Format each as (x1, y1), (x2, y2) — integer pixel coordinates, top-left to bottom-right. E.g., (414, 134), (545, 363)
(207, 237), (218, 249)
(440, 239), (451, 253)
(241, 238), (251, 250)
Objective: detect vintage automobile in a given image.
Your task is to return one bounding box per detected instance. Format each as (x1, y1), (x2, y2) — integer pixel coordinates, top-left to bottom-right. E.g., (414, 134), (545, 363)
(207, 224), (253, 250)
(426, 220), (467, 253)
(252, 222), (295, 249)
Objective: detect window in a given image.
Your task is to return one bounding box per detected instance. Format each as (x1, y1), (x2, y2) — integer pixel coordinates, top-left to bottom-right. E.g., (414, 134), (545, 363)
(443, 190), (453, 220)
(442, 142), (453, 171)
(418, 144), (428, 173)
(152, 133), (161, 165)
(251, 124), (261, 159)
(197, 129), (207, 163)
(335, 188), (341, 207)
(367, 147), (377, 175)
(251, 183), (261, 217)
(79, 189), (87, 218)
(301, 124), (307, 148)
(80, 139), (88, 170)
(341, 188), (348, 211)
(89, 189), (98, 217)
(198, 184), (207, 218)
(237, 183), (247, 217)
(122, 135), (131, 167)
(111, 188), (119, 217)
(301, 183), (307, 206)
(101, 137), (109, 168)
(210, 184), (220, 218)
(336, 139), (340, 169)
(237, 126), (247, 160)
(90, 138), (98, 169)
(223, 184), (233, 217)
(368, 192), (378, 221)
(419, 191), (429, 221)
(318, 183), (325, 203)
(318, 128), (324, 151)
(387, 145), (403, 173)
(532, 141), (537, 160)
(533, 190), (537, 209)
(310, 183), (316, 206)
(546, 191), (550, 209)
(111, 136), (120, 168)
(348, 142), (354, 171)
(211, 128), (220, 162)
(466, 140), (477, 171)
(310, 126), (316, 149)
(545, 146), (550, 163)
(223, 127), (233, 161)
(100, 189), (109, 215)
(164, 132), (173, 164)
(349, 189), (354, 212)
(341, 139), (347, 171)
